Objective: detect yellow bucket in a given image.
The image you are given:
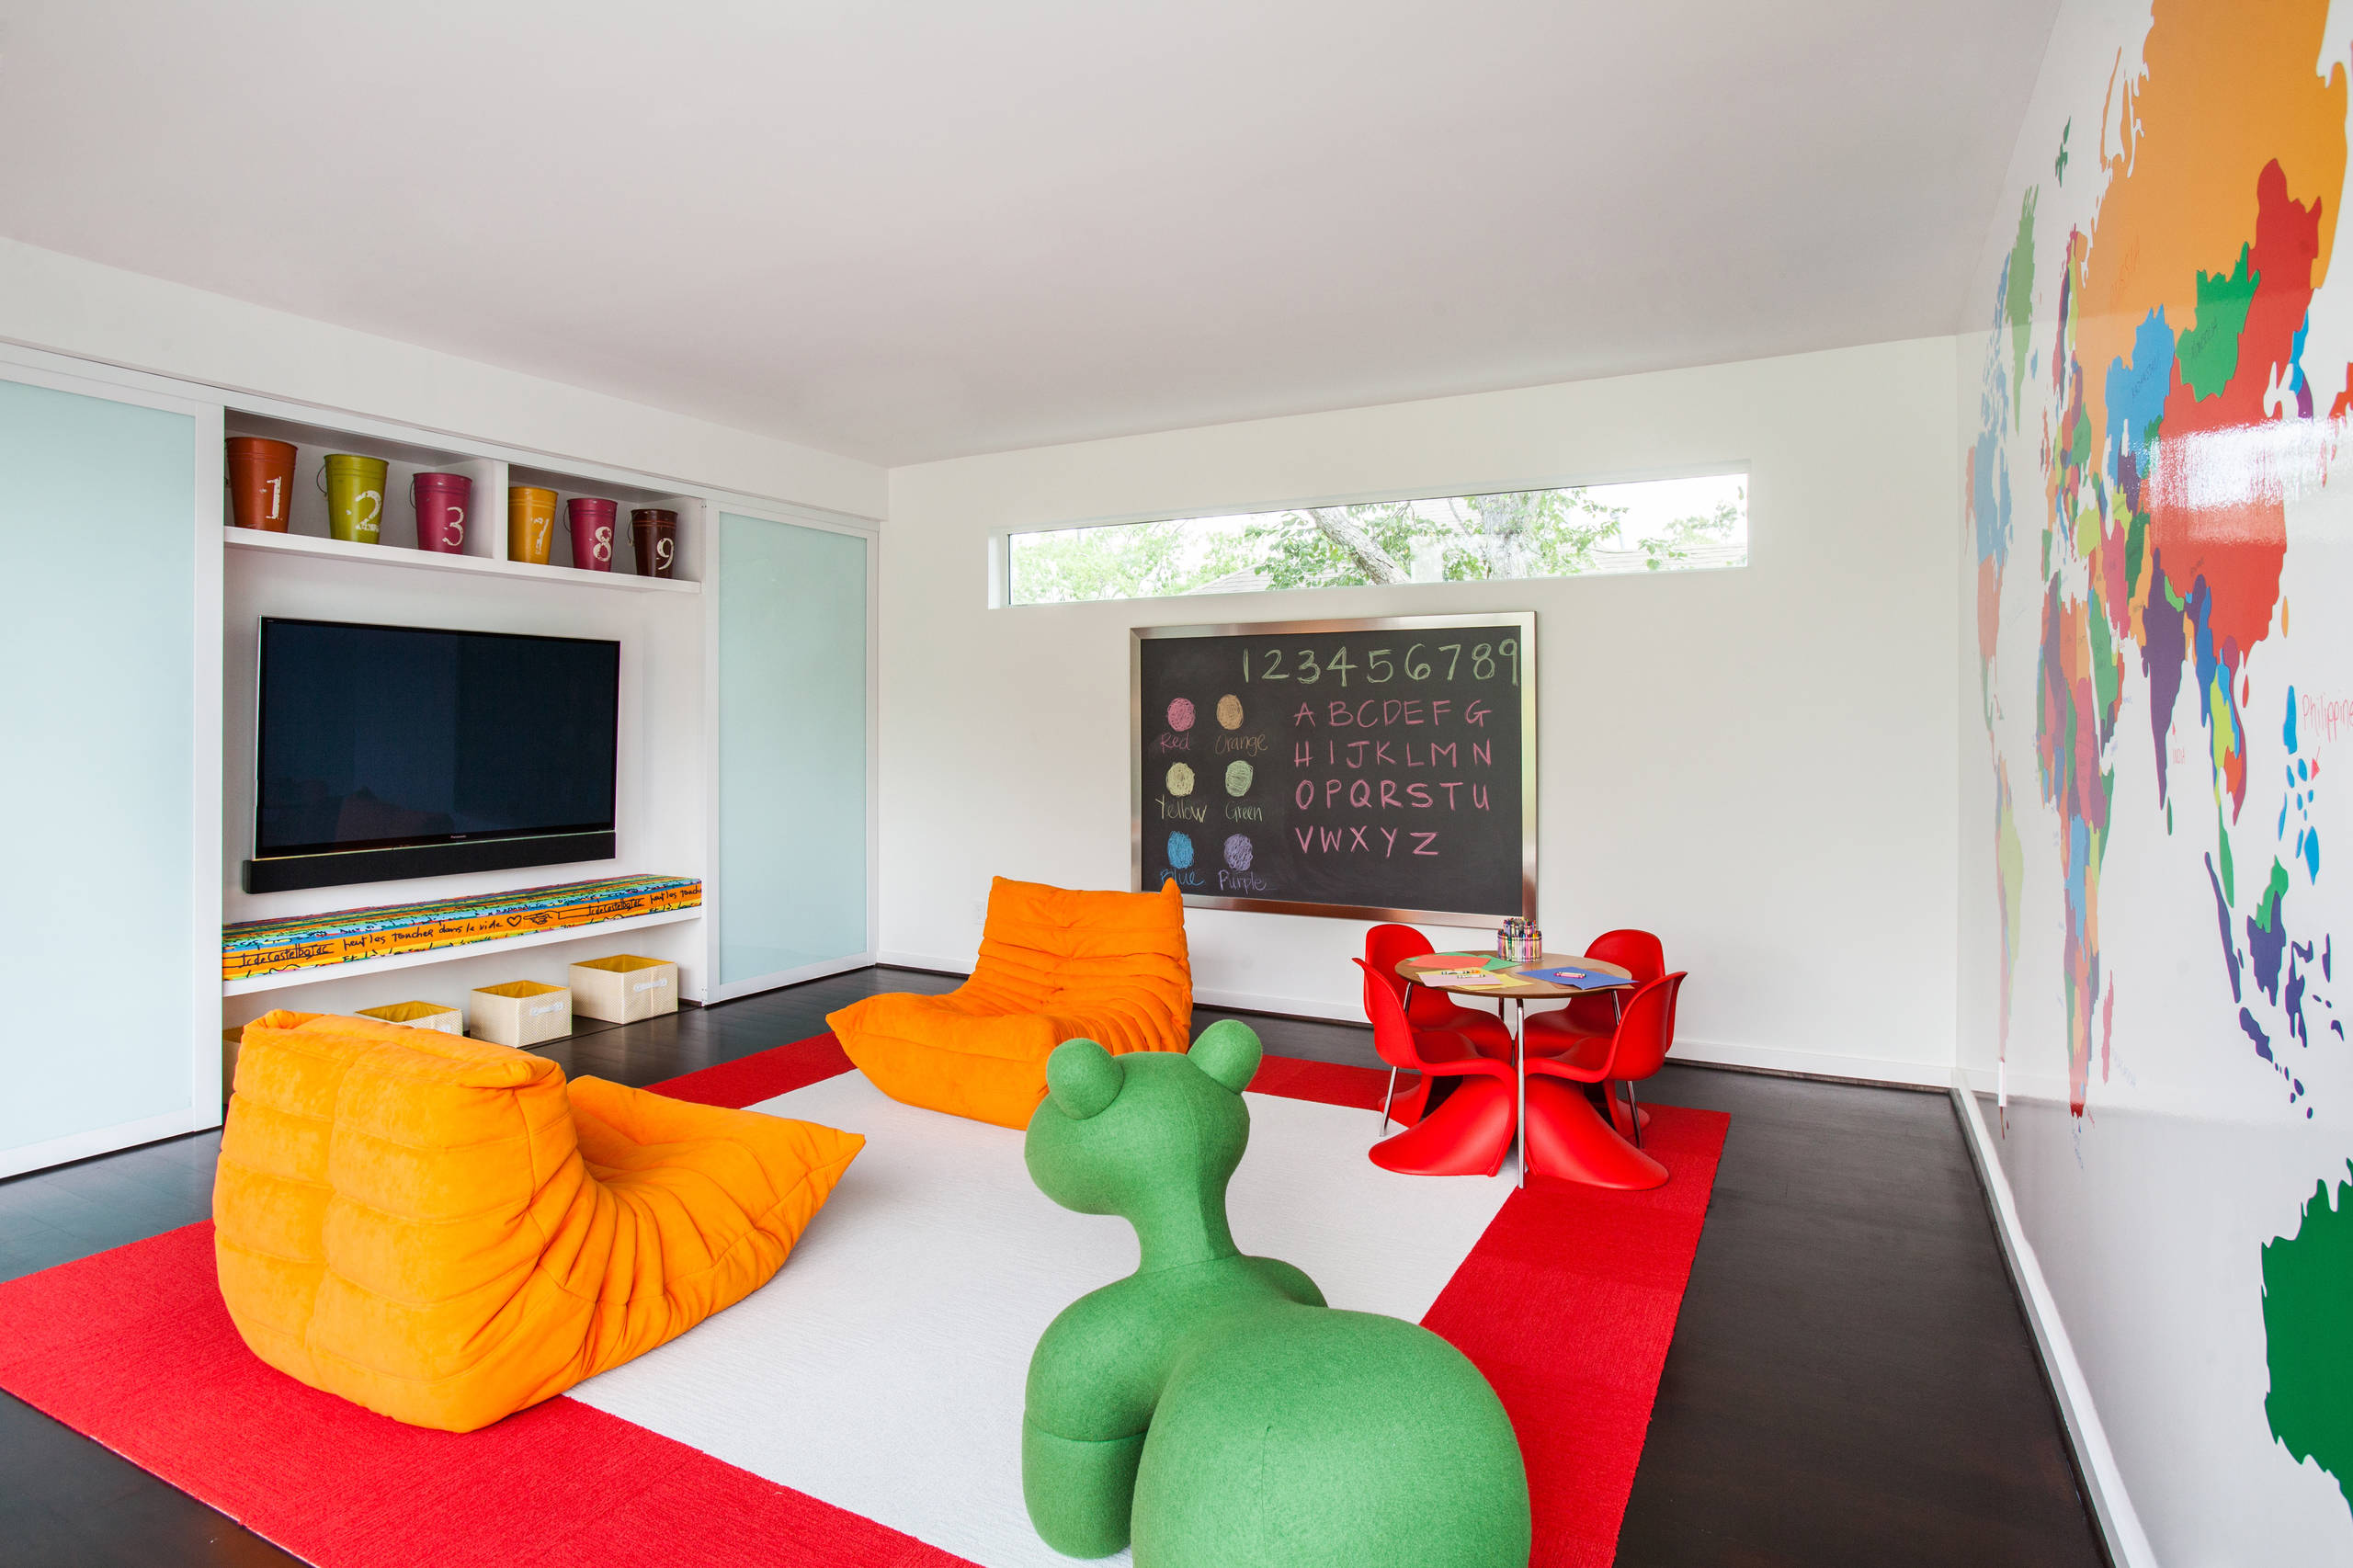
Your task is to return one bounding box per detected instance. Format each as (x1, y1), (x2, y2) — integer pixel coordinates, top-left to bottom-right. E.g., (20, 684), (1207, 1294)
(508, 486), (558, 564)
(320, 453), (388, 544)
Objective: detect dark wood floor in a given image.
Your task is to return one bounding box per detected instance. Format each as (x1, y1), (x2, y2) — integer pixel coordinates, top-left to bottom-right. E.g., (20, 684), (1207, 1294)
(0, 968), (2105, 1567)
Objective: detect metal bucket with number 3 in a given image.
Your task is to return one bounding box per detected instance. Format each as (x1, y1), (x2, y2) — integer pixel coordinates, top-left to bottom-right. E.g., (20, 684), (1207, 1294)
(412, 472), (471, 554)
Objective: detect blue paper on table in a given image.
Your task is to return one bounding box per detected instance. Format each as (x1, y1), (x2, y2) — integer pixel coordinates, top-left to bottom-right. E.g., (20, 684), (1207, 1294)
(1518, 964), (1625, 990)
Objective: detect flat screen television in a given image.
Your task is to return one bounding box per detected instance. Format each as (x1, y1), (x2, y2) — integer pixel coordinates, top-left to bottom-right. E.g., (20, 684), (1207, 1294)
(245, 618), (620, 894)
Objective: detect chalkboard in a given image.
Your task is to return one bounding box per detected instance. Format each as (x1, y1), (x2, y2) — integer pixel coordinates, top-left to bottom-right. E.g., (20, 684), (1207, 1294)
(1131, 613), (1535, 924)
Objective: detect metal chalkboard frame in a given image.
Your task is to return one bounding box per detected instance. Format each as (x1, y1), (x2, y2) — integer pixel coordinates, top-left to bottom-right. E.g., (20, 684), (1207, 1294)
(1131, 610), (1537, 926)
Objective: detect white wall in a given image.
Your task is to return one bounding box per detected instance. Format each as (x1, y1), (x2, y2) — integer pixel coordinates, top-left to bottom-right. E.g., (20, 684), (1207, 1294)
(1954, 0), (2353, 1562)
(882, 339), (1961, 1083)
(0, 238), (884, 521)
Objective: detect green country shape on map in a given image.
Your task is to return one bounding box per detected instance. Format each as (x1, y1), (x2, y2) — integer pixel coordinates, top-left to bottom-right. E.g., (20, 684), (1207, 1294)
(2177, 244), (2261, 402)
(2264, 1165), (2353, 1510)
(2005, 188), (2038, 429)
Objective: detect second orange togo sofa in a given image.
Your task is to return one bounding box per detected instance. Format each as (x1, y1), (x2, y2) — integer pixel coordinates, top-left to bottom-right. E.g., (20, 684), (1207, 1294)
(828, 877), (1193, 1128)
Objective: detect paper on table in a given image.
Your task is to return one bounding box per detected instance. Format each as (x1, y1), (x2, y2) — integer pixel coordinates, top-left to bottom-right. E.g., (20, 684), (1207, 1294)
(1412, 968), (1520, 989)
(1516, 965), (1624, 990)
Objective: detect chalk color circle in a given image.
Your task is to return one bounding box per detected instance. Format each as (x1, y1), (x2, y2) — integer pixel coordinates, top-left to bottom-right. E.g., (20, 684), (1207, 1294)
(1216, 694), (1245, 730)
(1166, 698), (1196, 732)
(1223, 835), (1254, 870)
(1224, 761), (1254, 797)
(1166, 832), (1195, 869)
(1167, 763), (1196, 796)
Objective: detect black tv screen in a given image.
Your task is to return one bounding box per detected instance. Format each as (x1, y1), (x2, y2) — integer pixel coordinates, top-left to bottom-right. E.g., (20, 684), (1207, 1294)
(248, 619), (619, 892)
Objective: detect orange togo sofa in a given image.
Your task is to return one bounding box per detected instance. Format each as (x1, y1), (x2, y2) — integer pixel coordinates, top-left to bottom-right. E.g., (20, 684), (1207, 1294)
(827, 877), (1192, 1128)
(213, 1009), (862, 1433)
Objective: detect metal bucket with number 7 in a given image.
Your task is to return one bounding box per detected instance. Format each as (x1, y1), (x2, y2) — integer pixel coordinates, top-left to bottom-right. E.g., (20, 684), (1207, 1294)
(319, 453), (388, 544)
(508, 486), (558, 564)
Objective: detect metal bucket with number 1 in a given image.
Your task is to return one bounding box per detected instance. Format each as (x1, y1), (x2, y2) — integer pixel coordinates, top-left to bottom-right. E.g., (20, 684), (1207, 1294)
(226, 437), (297, 531)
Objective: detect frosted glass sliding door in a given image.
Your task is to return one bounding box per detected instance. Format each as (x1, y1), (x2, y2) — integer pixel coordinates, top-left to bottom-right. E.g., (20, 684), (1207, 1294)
(0, 369), (215, 1176)
(715, 511), (870, 991)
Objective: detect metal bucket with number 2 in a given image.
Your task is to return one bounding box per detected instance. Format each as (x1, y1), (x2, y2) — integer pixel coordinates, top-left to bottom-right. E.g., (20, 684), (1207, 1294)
(320, 453), (388, 544)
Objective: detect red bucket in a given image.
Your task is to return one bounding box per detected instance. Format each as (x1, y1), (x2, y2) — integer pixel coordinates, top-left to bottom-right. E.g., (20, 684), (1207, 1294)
(631, 507), (677, 577)
(568, 496), (619, 571)
(226, 437), (298, 531)
(411, 472), (472, 553)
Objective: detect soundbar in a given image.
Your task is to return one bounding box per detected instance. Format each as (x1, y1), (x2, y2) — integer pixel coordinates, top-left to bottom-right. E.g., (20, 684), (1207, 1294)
(243, 832), (618, 894)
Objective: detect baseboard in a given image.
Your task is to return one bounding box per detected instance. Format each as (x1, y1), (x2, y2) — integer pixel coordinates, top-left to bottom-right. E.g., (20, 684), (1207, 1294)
(877, 949), (973, 977)
(1950, 1075), (2154, 1568)
(0, 1105), (215, 1181)
(1665, 1036), (1954, 1089)
(872, 953), (1950, 1088)
(1194, 985), (1366, 1024)
(710, 952), (879, 1005)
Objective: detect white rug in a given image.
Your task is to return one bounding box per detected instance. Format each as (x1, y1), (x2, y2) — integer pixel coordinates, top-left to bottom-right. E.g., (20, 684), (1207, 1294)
(570, 1072), (1514, 1568)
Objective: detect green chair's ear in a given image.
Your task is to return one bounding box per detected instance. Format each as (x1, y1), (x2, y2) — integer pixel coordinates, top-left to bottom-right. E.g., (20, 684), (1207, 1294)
(1045, 1039), (1123, 1119)
(1188, 1019), (1261, 1095)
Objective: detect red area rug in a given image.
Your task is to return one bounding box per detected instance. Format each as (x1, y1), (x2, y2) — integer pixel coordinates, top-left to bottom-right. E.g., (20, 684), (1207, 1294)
(0, 1032), (1723, 1568)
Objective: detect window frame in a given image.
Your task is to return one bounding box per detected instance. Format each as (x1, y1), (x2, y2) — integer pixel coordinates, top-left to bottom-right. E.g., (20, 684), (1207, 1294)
(992, 462), (1752, 608)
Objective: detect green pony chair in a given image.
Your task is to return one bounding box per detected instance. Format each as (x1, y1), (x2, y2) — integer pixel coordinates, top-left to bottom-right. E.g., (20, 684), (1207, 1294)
(1021, 1020), (1532, 1566)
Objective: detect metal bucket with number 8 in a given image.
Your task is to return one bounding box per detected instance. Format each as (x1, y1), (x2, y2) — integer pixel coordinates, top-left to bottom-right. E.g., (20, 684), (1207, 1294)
(319, 453), (388, 544)
(567, 496), (618, 572)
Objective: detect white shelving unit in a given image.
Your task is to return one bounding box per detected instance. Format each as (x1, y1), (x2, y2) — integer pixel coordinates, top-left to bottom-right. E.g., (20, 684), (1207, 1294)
(221, 409), (706, 586)
(223, 525), (702, 593)
(219, 404), (718, 1016)
(223, 907), (704, 997)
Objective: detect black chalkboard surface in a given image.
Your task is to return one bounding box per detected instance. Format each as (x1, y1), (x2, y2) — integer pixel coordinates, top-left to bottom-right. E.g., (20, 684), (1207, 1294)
(1131, 613), (1535, 923)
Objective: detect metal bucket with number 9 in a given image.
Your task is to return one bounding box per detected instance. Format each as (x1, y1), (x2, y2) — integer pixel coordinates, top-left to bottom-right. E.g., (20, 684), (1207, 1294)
(631, 506), (677, 578)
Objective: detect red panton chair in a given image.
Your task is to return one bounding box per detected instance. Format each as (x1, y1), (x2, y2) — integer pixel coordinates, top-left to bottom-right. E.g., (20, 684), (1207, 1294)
(1363, 923), (1517, 1062)
(1523, 971), (1687, 1190)
(1525, 928), (1664, 1049)
(1525, 928), (1665, 1135)
(1355, 959), (1518, 1178)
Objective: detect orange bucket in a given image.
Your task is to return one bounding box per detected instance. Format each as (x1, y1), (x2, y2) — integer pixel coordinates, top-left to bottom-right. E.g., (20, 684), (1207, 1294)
(226, 437), (297, 531)
(508, 486), (558, 564)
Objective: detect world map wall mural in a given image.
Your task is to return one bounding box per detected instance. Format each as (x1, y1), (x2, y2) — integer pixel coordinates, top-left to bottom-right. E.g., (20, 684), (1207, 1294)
(1965, 0), (2353, 1557)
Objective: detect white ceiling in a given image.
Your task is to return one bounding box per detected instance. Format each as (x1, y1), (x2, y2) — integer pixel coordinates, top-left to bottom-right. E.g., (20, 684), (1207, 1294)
(0, 0), (2057, 465)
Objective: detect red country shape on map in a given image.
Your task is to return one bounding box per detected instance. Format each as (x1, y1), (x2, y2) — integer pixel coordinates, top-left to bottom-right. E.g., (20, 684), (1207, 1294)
(2143, 160), (2314, 667)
